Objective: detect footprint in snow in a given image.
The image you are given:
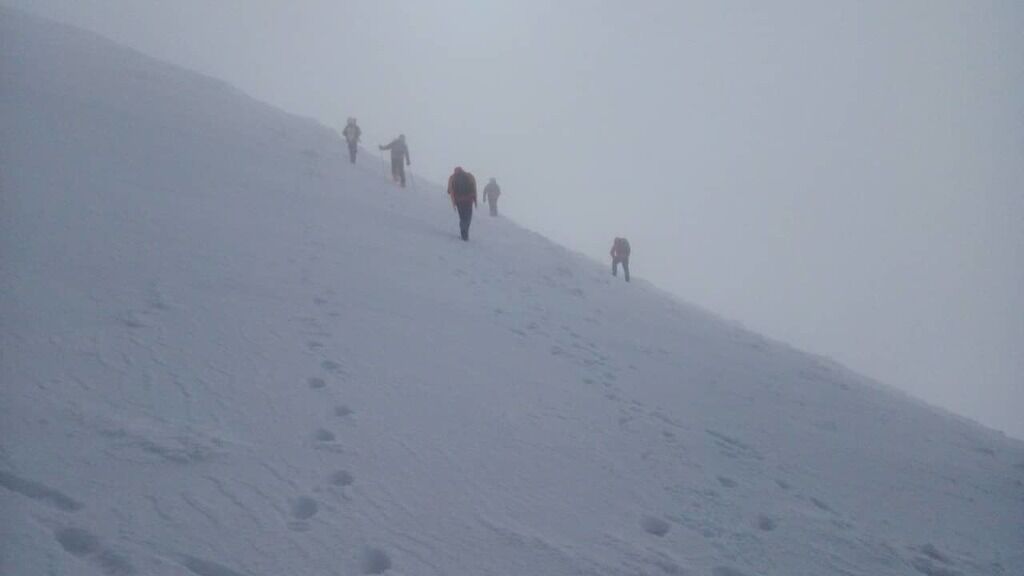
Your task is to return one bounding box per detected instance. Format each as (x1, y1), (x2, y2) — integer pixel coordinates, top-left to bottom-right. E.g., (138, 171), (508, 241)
(717, 476), (738, 488)
(756, 514), (777, 531)
(146, 295), (170, 312)
(0, 470), (83, 511)
(287, 495), (319, 532)
(809, 496), (835, 514)
(308, 377), (327, 389)
(712, 567), (752, 576)
(313, 428), (343, 453)
(360, 547), (392, 574)
(116, 310), (148, 329)
(182, 555), (248, 576)
(321, 360), (344, 374)
(55, 528), (135, 575)
(334, 405), (354, 418)
(640, 515), (670, 537)
(55, 527), (100, 557)
(95, 550), (135, 576)
(918, 543), (953, 565)
(911, 556), (963, 576)
(330, 470), (354, 487)
(291, 496), (318, 519)
(314, 428), (336, 442)
(705, 429), (763, 461)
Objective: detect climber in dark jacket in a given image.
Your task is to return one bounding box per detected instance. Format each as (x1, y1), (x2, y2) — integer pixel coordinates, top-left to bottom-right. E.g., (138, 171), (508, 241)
(610, 237), (631, 282)
(448, 167), (477, 241)
(342, 117), (361, 164)
(379, 134), (410, 186)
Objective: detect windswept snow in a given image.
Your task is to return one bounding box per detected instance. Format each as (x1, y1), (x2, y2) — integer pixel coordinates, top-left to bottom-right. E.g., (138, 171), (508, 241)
(1, 8), (1022, 576)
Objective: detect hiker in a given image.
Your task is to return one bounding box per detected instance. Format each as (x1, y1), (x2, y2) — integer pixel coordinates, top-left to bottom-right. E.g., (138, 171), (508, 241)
(447, 166), (477, 241)
(610, 237), (631, 282)
(342, 117), (361, 163)
(482, 177), (501, 217)
(379, 134), (411, 187)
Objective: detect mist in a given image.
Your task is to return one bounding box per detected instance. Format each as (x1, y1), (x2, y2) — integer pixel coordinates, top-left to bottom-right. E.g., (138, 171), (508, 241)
(7, 0), (1022, 438)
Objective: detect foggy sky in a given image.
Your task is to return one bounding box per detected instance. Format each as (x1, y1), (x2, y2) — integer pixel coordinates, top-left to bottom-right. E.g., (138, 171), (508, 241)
(6, 1), (1022, 438)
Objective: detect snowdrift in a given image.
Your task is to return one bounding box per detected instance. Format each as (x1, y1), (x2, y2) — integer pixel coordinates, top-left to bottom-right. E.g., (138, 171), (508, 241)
(1, 9), (1021, 576)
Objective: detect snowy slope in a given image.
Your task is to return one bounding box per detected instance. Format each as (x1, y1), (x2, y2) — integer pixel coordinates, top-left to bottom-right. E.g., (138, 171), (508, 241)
(1, 9), (1022, 576)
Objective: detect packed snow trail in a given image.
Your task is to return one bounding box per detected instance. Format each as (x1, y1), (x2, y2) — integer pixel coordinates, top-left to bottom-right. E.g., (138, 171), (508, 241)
(1, 9), (1022, 576)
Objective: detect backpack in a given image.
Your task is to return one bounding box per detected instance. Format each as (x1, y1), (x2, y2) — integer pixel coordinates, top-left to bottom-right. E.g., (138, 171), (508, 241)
(451, 170), (475, 200)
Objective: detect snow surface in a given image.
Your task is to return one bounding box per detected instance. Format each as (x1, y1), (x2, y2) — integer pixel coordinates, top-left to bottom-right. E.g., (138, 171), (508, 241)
(1, 8), (1022, 576)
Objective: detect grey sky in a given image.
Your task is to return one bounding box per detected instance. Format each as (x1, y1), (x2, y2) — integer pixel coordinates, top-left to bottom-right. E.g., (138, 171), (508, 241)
(6, 0), (1022, 438)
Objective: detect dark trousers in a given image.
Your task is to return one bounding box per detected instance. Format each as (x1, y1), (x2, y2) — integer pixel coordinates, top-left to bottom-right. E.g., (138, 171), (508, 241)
(613, 257), (630, 282)
(391, 160), (406, 186)
(347, 140), (358, 163)
(456, 202), (473, 240)
(487, 200), (498, 216)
